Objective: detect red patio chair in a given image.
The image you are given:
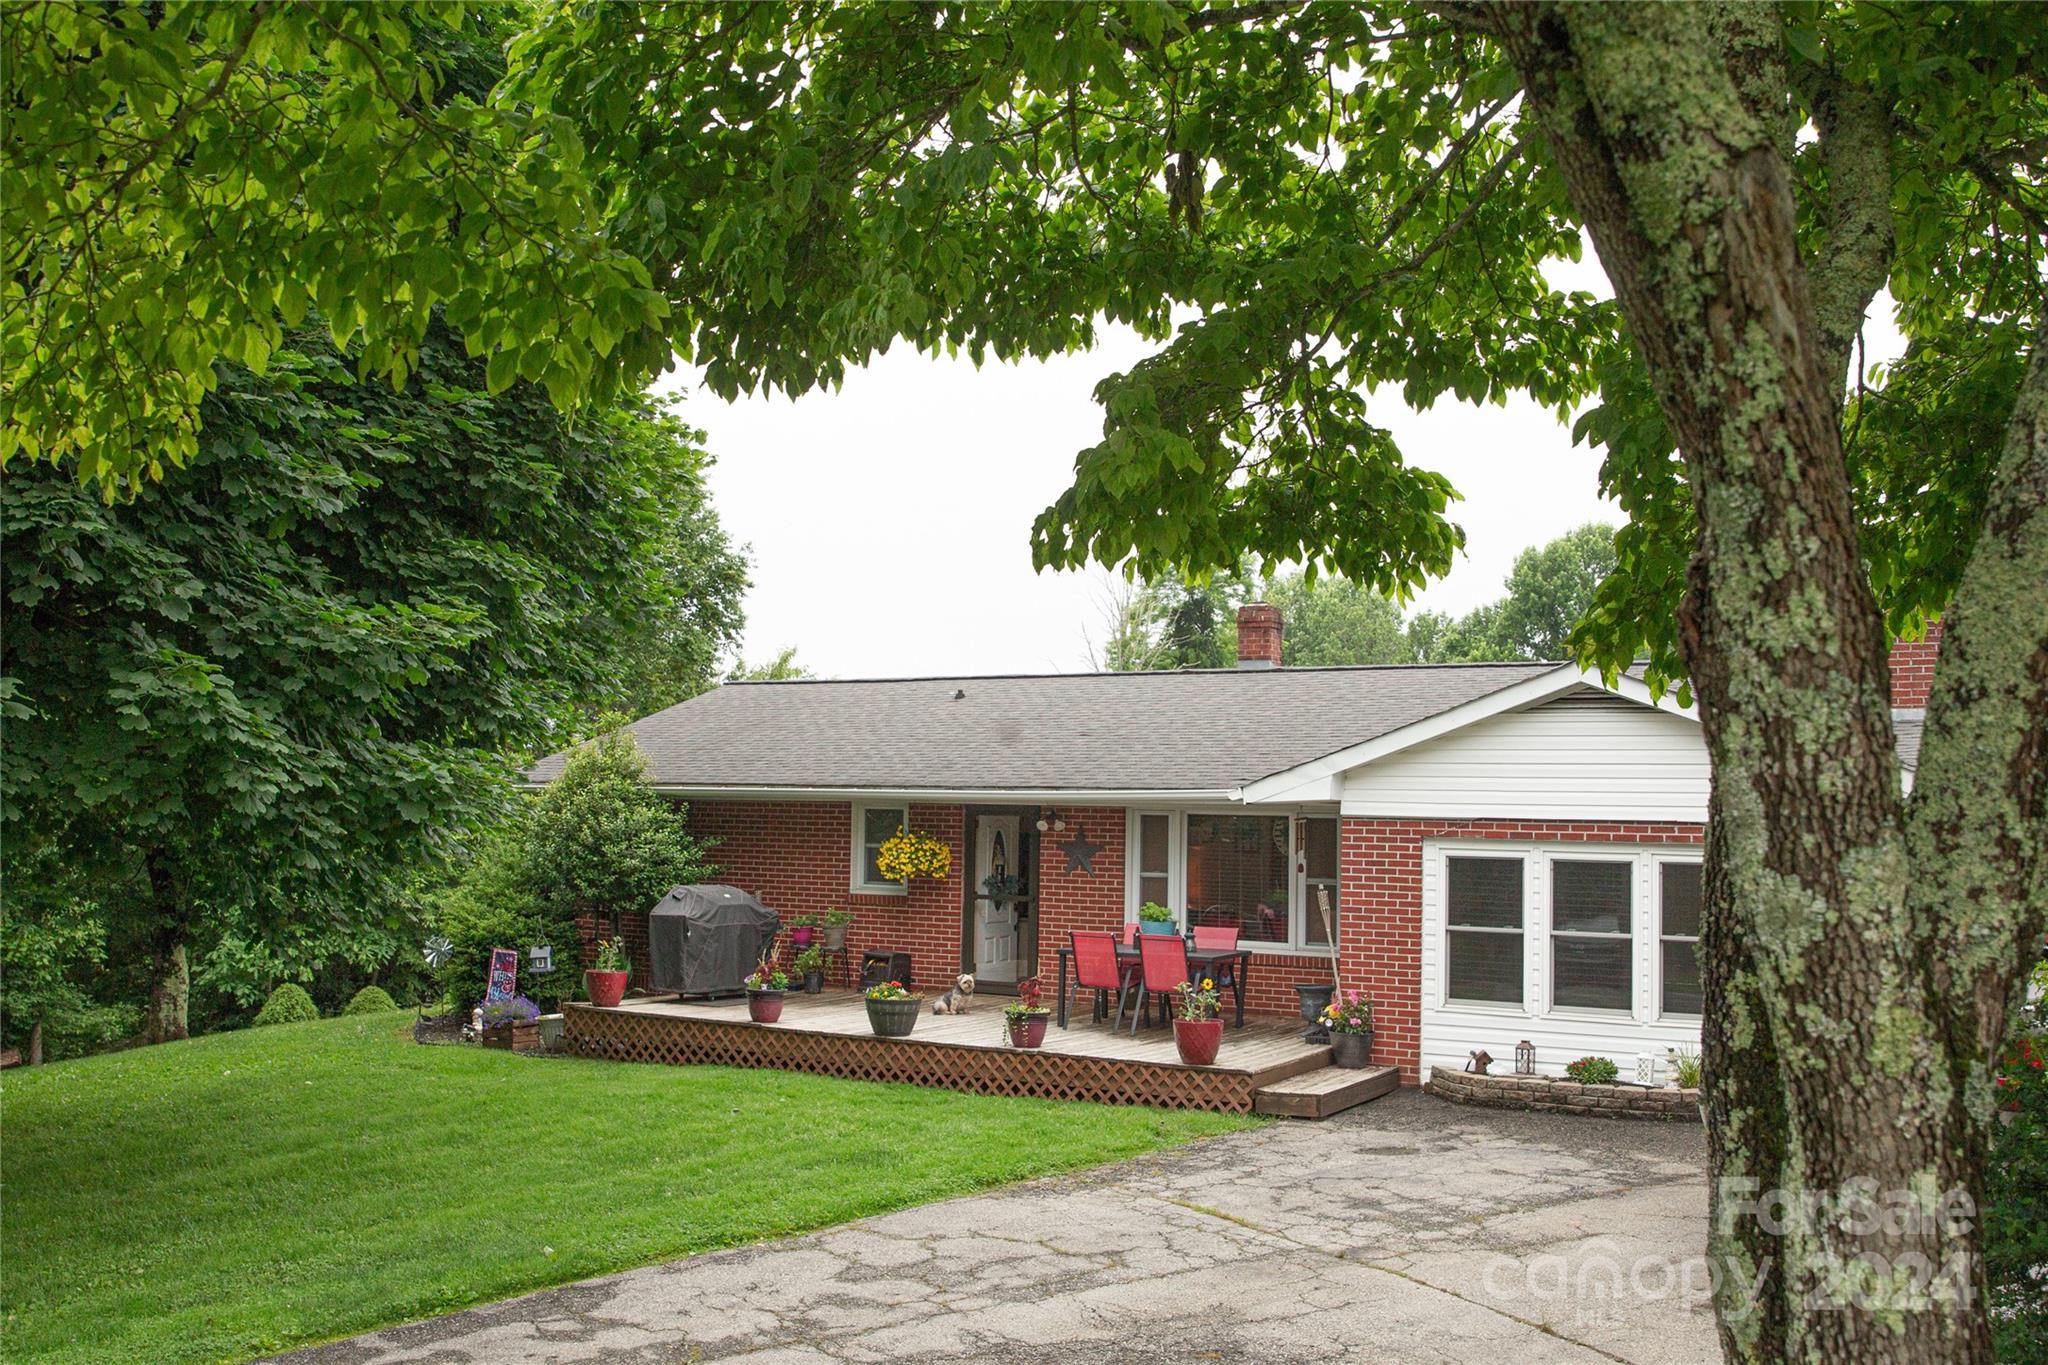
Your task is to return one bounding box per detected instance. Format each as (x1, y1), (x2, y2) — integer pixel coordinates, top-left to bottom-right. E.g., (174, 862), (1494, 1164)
(1067, 931), (1136, 1028)
(1130, 932), (1192, 1036)
(1191, 924), (1240, 996)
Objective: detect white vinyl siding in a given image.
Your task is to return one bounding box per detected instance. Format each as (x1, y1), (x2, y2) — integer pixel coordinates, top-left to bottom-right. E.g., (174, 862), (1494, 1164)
(1340, 691), (1710, 823)
(1420, 841), (1704, 1081)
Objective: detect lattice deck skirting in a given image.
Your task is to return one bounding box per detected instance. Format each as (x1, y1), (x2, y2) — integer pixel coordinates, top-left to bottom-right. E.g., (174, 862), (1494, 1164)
(563, 1003), (1296, 1113)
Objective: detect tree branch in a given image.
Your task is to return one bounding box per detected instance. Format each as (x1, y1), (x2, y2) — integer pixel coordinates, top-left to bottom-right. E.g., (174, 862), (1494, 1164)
(1804, 70), (1896, 396)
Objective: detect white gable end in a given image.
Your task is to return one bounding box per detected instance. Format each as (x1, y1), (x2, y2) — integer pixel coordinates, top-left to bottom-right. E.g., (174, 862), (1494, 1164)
(1337, 689), (1709, 823)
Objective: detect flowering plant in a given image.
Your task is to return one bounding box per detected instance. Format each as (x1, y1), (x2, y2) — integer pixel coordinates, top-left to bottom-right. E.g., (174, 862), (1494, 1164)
(874, 827), (951, 882)
(1172, 977), (1222, 1022)
(590, 937), (630, 973)
(865, 979), (914, 1001)
(1320, 991), (1375, 1035)
(1565, 1055), (1621, 1085)
(1003, 977), (1048, 1022)
(481, 994), (540, 1026)
(744, 960), (789, 991)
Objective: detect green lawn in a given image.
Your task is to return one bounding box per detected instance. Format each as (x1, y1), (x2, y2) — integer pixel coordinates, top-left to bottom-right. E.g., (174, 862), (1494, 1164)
(0, 1014), (1251, 1363)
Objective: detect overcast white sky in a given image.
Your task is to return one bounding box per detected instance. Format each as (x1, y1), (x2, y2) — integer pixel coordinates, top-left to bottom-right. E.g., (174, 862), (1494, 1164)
(662, 271), (1905, 680)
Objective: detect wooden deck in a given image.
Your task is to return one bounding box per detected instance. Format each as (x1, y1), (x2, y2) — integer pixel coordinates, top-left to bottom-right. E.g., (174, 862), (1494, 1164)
(562, 991), (1372, 1115)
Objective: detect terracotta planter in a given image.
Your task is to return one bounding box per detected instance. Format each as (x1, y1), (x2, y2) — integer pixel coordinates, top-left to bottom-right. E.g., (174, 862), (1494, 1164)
(823, 923), (848, 951)
(1330, 1031), (1374, 1069)
(747, 988), (785, 1023)
(585, 969), (628, 1008)
(866, 995), (923, 1038)
(1173, 1017), (1224, 1067)
(1008, 1011), (1050, 1049)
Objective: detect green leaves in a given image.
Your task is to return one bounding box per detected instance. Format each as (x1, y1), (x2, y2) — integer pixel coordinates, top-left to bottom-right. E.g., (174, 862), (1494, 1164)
(4, 2), (667, 494)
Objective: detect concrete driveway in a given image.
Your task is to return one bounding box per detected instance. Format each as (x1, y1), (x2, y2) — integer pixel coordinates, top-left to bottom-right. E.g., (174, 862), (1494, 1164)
(275, 1091), (1718, 1364)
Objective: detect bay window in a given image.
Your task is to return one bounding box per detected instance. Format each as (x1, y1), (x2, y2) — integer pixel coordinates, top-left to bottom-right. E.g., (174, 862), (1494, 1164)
(1123, 810), (1339, 951)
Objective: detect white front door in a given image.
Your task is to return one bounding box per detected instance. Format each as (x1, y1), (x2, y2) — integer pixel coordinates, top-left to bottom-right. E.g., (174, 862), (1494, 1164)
(973, 815), (1021, 980)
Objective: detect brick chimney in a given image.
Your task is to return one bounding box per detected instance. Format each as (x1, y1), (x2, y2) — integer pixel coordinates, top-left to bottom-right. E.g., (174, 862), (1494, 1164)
(1887, 619), (1943, 708)
(1236, 602), (1283, 669)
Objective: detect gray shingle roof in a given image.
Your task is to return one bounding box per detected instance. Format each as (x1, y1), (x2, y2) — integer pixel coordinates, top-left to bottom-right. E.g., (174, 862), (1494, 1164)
(528, 663), (1561, 793)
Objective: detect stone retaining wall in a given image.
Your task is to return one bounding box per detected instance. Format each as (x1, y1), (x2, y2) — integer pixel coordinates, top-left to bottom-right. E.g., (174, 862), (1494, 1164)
(1426, 1067), (1701, 1122)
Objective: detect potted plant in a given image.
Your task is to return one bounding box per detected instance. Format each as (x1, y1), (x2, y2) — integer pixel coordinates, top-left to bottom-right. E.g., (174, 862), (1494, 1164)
(1170, 978), (1224, 1066)
(585, 936), (630, 1008)
(1137, 901), (1178, 936)
(793, 945), (826, 994)
(787, 913), (818, 949)
(982, 872), (1023, 903)
(744, 959), (790, 1022)
(875, 827), (952, 886)
(1319, 991), (1375, 1068)
(864, 979), (922, 1038)
(480, 994), (542, 1051)
(1004, 977), (1050, 1049)
(821, 907), (853, 952)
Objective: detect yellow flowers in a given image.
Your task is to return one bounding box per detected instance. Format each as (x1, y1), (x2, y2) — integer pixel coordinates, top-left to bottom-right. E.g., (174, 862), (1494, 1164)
(1201, 978), (1215, 991)
(874, 827), (952, 883)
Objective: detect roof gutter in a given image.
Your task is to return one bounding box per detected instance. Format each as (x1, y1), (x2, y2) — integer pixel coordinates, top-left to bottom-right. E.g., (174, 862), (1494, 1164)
(514, 782), (1246, 806)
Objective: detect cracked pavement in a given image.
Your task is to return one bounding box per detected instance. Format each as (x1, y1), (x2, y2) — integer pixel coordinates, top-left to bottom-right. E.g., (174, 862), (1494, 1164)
(271, 1091), (1718, 1364)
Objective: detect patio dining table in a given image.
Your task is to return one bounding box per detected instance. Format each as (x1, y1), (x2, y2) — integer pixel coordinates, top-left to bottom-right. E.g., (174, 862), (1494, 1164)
(1052, 941), (1252, 1030)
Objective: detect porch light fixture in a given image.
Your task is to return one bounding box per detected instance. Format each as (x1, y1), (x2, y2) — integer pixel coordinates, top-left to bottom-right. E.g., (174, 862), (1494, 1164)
(1035, 812), (1068, 833)
(1514, 1039), (1535, 1076)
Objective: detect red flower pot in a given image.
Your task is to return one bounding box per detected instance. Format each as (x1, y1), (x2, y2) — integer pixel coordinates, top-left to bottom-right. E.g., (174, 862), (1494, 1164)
(585, 969), (628, 1008)
(747, 989), (785, 1023)
(790, 926), (816, 948)
(1173, 1017), (1223, 1067)
(1008, 1012), (1050, 1049)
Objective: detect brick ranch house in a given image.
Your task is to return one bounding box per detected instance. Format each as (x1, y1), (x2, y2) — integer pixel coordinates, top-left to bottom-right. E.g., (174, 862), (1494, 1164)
(532, 609), (1938, 1088)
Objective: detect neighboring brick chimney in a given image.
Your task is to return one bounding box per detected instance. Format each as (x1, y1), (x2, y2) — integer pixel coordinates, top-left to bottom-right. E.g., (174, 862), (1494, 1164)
(1237, 602), (1283, 668)
(1887, 619), (1943, 708)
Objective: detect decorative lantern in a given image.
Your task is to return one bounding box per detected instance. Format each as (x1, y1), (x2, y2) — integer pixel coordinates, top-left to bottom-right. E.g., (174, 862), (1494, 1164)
(1635, 1052), (1658, 1085)
(1514, 1039), (1536, 1075)
(1467, 1049), (1494, 1075)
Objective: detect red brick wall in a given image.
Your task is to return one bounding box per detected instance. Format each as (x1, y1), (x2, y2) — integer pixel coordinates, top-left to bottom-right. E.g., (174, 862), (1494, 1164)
(1339, 818), (1706, 1085)
(1887, 618), (1943, 708)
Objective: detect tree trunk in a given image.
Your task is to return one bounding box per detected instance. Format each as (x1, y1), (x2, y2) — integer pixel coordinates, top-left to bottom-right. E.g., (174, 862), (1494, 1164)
(28, 1020), (43, 1066)
(1473, 5), (2047, 1360)
(144, 851), (191, 1044)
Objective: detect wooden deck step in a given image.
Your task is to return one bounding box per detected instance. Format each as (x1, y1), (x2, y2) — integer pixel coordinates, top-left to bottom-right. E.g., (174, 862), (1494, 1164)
(1252, 1064), (1399, 1119)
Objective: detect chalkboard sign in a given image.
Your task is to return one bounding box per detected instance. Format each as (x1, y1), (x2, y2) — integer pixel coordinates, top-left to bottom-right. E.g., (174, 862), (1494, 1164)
(484, 947), (519, 1005)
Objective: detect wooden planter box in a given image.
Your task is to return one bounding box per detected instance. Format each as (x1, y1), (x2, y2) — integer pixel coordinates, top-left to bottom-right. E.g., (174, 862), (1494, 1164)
(482, 1019), (542, 1053)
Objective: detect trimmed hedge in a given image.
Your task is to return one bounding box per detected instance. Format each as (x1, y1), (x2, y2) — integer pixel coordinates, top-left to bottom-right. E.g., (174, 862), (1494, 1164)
(252, 983), (319, 1027)
(342, 986), (400, 1016)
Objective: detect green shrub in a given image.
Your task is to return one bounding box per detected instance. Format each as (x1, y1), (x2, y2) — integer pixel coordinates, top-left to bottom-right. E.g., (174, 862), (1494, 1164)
(1564, 1056), (1620, 1085)
(1989, 1003), (2048, 1360)
(433, 826), (581, 1013)
(252, 983), (319, 1027)
(342, 986), (400, 1016)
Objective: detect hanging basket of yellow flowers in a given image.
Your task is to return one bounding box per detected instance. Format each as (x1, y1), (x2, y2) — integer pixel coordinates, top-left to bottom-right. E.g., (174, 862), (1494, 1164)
(874, 827), (951, 883)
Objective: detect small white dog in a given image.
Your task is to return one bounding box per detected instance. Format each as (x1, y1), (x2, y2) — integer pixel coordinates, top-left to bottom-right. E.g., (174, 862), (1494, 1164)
(931, 973), (976, 1014)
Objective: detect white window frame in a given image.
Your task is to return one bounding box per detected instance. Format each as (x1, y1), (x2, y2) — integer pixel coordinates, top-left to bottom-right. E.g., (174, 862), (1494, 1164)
(1655, 857), (1705, 1019)
(1442, 850), (1531, 1007)
(1543, 852), (1638, 1017)
(1124, 807), (1338, 953)
(850, 802), (909, 895)
(1125, 809), (1183, 928)
(1424, 843), (1704, 1022)
(1298, 814), (1341, 949)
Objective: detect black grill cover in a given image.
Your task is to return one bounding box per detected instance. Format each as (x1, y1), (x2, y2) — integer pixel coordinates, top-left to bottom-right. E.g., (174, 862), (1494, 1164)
(647, 885), (781, 997)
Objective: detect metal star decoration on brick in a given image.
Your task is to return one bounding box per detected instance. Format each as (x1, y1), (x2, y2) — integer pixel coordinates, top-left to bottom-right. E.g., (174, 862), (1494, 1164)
(1056, 825), (1104, 875)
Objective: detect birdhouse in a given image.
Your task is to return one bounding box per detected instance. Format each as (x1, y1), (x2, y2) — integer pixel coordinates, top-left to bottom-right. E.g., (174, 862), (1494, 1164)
(1467, 1049), (1493, 1075)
